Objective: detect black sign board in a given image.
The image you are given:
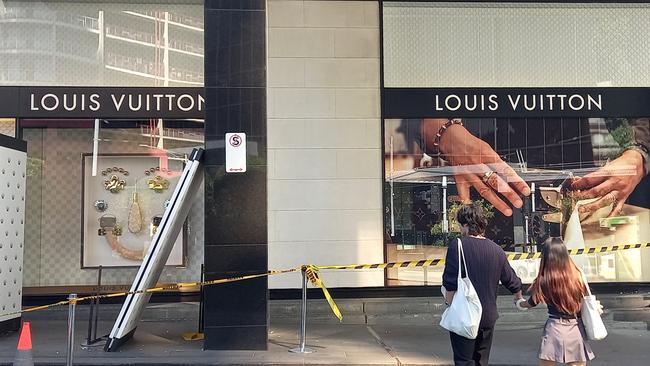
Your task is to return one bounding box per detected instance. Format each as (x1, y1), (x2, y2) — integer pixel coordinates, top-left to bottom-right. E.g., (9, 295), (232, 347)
(0, 87), (204, 118)
(384, 88), (650, 118)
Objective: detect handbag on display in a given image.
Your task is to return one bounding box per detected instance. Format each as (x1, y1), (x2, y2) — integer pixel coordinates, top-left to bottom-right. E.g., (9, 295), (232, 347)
(579, 270), (608, 341)
(440, 238), (483, 339)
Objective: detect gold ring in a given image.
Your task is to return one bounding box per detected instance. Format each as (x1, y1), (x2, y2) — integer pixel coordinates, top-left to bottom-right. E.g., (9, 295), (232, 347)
(482, 171), (494, 183)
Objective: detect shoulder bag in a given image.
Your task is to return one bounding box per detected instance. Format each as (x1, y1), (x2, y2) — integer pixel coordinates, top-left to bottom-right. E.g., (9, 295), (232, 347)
(580, 270), (608, 341)
(440, 238), (482, 339)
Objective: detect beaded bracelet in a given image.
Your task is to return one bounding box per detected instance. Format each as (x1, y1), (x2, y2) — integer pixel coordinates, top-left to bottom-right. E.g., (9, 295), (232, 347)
(432, 119), (463, 152)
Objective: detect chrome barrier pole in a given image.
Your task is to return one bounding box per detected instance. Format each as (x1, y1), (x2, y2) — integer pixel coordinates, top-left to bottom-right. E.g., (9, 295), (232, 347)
(289, 267), (313, 354)
(67, 293), (77, 366)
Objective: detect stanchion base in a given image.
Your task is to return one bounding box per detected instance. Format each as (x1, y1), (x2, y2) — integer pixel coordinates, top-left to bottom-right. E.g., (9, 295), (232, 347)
(81, 336), (109, 348)
(289, 347), (314, 354)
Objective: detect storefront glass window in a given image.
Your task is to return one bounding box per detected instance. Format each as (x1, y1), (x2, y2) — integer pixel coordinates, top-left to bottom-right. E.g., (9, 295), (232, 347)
(0, 2), (203, 87)
(382, 2), (650, 286)
(21, 119), (204, 289)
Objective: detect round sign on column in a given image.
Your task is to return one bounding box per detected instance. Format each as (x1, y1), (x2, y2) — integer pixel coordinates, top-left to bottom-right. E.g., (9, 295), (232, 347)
(226, 133), (246, 173)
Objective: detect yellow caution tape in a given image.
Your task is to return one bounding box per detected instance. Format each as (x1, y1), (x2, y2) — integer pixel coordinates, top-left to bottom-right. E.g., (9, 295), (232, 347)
(310, 242), (650, 321)
(3, 242), (649, 321)
(305, 265), (342, 322)
(0, 268), (299, 319)
(316, 243), (650, 270)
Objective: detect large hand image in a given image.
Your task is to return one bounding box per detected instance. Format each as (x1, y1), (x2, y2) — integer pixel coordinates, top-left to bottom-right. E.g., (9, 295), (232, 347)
(570, 118), (649, 217)
(421, 119), (531, 217)
(571, 149), (646, 216)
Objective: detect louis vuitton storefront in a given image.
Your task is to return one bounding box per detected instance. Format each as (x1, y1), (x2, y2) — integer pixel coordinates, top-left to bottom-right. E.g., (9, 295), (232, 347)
(1, 0), (650, 352)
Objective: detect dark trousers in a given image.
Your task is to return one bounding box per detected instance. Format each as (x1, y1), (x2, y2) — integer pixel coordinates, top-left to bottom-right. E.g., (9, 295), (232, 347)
(449, 327), (494, 366)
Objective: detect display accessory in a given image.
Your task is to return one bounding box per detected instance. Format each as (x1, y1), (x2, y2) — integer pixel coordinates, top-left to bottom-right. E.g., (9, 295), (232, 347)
(104, 175), (126, 193)
(144, 166), (173, 176)
(144, 167), (158, 176)
(128, 190), (144, 234)
(431, 119), (463, 154)
(439, 238), (483, 339)
(150, 215), (163, 237)
(93, 199), (108, 212)
(147, 175), (170, 193)
(101, 167), (129, 176)
(112, 224), (123, 236)
(580, 270), (607, 340)
(103, 229), (144, 261)
(99, 215), (116, 228)
(97, 215), (122, 236)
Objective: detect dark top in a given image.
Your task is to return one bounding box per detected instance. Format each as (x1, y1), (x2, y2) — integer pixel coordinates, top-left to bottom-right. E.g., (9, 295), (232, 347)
(527, 294), (579, 319)
(443, 236), (522, 328)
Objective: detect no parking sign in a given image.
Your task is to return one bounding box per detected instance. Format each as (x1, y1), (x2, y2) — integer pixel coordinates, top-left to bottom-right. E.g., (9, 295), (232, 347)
(225, 133), (246, 173)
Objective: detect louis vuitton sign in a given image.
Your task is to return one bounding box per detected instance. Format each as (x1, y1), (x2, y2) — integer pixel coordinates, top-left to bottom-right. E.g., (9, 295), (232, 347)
(0, 87), (204, 118)
(384, 87), (650, 118)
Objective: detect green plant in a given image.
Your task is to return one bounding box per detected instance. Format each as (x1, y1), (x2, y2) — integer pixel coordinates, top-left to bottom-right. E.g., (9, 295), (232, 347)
(605, 118), (635, 159)
(430, 200), (494, 246)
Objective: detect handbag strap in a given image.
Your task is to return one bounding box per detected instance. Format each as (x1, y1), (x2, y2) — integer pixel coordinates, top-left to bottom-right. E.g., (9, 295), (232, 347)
(578, 268), (593, 297)
(457, 238), (469, 279)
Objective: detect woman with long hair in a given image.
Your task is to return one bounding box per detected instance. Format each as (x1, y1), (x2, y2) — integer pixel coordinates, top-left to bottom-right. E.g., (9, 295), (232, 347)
(516, 237), (597, 366)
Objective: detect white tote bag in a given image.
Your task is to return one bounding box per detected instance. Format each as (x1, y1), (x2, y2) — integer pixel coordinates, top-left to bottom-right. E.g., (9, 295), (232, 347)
(440, 239), (482, 339)
(580, 270), (607, 341)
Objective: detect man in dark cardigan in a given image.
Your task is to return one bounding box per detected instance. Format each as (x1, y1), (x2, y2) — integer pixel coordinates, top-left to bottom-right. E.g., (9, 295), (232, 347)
(442, 204), (524, 366)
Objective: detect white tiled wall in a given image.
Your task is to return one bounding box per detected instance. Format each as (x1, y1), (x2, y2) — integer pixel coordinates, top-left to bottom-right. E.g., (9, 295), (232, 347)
(267, 0), (383, 288)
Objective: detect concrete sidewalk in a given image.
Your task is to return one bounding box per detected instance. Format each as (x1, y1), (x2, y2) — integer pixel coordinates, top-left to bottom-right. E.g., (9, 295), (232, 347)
(0, 309), (648, 365)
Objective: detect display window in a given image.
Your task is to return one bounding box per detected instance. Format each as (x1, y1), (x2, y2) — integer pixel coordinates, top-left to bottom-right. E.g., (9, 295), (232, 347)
(19, 118), (204, 289)
(382, 2), (650, 286)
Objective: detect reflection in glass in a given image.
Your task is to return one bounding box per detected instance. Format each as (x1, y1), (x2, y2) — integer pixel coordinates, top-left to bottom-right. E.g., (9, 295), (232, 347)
(0, 2), (203, 86)
(384, 118), (650, 285)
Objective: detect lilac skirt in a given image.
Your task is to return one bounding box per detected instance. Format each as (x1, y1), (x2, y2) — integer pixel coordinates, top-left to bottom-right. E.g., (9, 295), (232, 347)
(539, 317), (595, 363)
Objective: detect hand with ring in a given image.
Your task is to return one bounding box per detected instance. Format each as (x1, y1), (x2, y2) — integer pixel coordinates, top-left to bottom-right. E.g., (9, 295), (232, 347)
(422, 119), (531, 216)
(570, 149), (646, 216)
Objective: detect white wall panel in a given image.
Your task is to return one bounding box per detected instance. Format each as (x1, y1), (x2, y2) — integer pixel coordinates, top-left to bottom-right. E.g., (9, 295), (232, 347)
(0, 144), (26, 323)
(268, 1), (382, 288)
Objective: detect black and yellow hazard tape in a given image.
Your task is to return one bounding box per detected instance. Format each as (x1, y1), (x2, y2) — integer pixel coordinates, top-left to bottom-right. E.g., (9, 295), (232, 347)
(315, 242), (650, 270)
(0, 268), (299, 319)
(2, 242), (649, 321)
(304, 265), (342, 321)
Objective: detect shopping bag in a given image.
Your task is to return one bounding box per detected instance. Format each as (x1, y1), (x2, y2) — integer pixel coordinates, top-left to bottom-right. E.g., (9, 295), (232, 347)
(580, 270), (607, 340)
(440, 239), (482, 339)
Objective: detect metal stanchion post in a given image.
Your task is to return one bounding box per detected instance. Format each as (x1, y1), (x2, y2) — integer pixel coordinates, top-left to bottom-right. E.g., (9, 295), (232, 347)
(198, 264), (205, 334)
(93, 266), (103, 341)
(82, 266), (104, 347)
(289, 267), (313, 354)
(67, 293), (77, 366)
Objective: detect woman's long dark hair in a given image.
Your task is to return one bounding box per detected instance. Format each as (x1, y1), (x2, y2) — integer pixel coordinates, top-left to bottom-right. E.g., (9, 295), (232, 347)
(528, 237), (586, 315)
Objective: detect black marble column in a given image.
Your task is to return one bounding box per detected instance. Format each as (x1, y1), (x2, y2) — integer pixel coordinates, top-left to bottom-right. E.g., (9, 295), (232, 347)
(203, 0), (267, 350)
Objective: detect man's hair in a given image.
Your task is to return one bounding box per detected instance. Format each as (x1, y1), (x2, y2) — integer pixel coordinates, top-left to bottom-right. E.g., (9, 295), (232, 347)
(456, 203), (487, 236)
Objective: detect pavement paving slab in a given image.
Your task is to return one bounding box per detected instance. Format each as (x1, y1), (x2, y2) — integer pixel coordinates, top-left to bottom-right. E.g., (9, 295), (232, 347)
(0, 310), (648, 365)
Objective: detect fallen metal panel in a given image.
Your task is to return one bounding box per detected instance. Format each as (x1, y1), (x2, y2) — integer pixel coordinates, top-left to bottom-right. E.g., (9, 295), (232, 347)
(105, 148), (203, 351)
